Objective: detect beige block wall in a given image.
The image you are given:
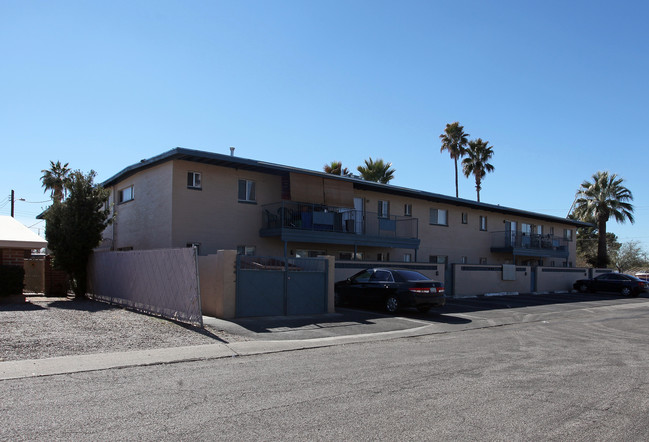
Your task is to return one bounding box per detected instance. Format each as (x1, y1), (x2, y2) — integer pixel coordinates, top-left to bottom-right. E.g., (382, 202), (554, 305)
(105, 162), (174, 250)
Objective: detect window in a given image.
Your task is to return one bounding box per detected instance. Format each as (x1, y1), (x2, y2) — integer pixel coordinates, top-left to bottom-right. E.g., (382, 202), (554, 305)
(429, 208), (448, 226)
(564, 229), (573, 241)
(429, 255), (447, 264)
(550, 227), (555, 235)
(479, 257), (487, 264)
(461, 213), (468, 224)
(536, 225), (543, 235)
(238, 179), (256, 203)
(118, 185), (134, 203)
(378, 200), (389, 218)
(403, 253), (412, 263)
(522, 223), (532, 235)
(377, 252), (384, 262)
(371, 270), (394, 282)
(339, 251), (364, 260)
(187, 172), (201, 189)
(236, 246), (256, 256)
(295, 249), (325, 258)
(404, 204), (412, 217)
(480, 216), (487, 231)
(461, 256), (468, 264)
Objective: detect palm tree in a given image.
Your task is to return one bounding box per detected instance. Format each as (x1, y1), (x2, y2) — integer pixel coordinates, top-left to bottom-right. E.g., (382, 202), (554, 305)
(439, 122), (469, 198)
(323, 161), (351, 176)
(572, 171), (634, 268)
(357, 158), (395, 184)
(462, 138), (495, 202)
(41, 160), (71, 202)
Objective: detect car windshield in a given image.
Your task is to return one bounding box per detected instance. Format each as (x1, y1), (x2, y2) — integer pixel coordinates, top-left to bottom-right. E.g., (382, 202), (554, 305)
(395, 270), (429, 281)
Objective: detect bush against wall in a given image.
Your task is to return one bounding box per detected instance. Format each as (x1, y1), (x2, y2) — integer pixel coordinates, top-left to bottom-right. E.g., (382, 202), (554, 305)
(0, 265), (25, 296)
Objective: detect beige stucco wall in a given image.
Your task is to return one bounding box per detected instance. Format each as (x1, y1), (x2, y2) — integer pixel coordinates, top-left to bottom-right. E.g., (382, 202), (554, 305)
(453, 264), (532, 297)
(352, 188), (577, 266)
(198, 250), (237, 319)
(102, 159), (579, 270)
(170, 160), (284, 255)
(535, 267), (589, 292)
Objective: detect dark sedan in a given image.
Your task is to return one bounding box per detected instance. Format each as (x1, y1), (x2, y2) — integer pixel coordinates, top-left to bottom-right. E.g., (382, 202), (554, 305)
(335, 268), (445, 313)
(573, 273), (649, 297)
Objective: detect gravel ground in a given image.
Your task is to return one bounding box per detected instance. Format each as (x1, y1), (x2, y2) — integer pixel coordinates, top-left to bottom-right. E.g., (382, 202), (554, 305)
(0, 296), (248, 362)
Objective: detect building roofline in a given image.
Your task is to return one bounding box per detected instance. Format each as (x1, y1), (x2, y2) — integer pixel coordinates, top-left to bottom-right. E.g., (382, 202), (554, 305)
(101, 147), (592, 228)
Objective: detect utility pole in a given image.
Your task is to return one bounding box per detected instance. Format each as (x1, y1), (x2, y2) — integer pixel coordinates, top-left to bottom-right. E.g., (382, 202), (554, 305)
(10, 189), (15, 217)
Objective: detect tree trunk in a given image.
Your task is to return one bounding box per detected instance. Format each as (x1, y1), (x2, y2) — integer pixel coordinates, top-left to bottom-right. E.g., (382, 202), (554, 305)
(597, 216), (608, 268)
(454, 158), (459, 198)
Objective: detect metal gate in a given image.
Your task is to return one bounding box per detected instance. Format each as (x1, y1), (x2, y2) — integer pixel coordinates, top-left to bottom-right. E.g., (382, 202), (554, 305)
(236, 256), (328, 317)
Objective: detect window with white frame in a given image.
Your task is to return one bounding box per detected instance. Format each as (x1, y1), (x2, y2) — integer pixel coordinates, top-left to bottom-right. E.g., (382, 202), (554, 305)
(238, 179), (256, 203)
(378, 200), (389, 218)
(429, 208), (448, 226)
(536, 225), (543, 235)
(403, 253), (412, 262)
(461, 212), (468, 224)
(404, 204), (412, 217)
(480, 216), (488, 231)
(479, 257), (487, 264)
(461, 256), (468, 264)
(187, 171), (201, 189)
(118, 185), (134, 203)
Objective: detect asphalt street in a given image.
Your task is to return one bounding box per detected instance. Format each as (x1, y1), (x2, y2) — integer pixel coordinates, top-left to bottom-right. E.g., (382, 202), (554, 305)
(2, 292), (649, 440)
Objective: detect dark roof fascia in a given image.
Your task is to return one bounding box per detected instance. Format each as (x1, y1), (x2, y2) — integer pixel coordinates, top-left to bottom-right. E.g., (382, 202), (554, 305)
(101, 147), (592, 229)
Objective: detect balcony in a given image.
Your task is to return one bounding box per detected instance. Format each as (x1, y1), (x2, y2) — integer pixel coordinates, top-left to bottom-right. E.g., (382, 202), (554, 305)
(490, 231), (570, 258)
(260, 201), (420, 249)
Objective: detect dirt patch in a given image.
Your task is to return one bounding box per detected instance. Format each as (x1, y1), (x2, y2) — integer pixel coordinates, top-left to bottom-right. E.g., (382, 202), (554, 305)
(0, 296), (248, 362)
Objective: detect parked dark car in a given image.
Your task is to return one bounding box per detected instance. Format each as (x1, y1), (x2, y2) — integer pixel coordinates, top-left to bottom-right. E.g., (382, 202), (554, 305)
(335, 268), (445, 313)
(573, 273), (649, 297)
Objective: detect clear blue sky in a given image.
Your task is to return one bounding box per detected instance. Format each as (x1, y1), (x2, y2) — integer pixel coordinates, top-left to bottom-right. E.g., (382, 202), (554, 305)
(2, 0), (648, 251)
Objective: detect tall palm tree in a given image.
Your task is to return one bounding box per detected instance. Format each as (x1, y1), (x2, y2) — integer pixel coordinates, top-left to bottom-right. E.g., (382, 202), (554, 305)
(41, 160), (70, 202)
(572, 171), (634, 268)
(323, 161), (351, 176)
(439, 122), (469, 198)
(462, 138), (495, 202)
(357, 158), (395, 184)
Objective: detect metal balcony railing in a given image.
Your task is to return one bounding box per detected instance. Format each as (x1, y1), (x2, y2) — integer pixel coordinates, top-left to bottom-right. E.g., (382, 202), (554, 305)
(491, 231), (569, 251)
(261, 201), (418, 239)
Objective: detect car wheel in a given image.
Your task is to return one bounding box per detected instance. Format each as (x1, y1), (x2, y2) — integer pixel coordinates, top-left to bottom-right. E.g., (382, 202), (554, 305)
(621, 287), (632, 297)
(416, 306), (431, 314)
(385, 296), (399, 313)
(578, 283), (589, 293)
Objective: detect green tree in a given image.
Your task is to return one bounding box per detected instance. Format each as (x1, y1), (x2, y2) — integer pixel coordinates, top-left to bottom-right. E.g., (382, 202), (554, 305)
(610, 240), (649, 273)
(44, 169), (111, 298)
(462, 138), (495, 202)
(323, 161), (351, 176)
(439, 121), (469, 198)
(571, 171), (634, 268)
(575, 226), (620, 268)
(357, 157), (395, 184)
(41, 160), (70, 202)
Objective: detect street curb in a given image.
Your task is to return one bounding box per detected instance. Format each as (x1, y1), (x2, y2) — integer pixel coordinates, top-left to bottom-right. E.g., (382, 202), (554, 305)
(0, 323), (443, 381)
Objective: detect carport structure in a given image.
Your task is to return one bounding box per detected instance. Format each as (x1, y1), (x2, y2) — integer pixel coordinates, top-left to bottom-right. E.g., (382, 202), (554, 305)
(0, 216), (47, 267)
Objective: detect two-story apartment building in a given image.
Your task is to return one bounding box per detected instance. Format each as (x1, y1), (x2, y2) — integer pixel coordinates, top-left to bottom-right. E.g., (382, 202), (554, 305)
(100, 148), (590, 268)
